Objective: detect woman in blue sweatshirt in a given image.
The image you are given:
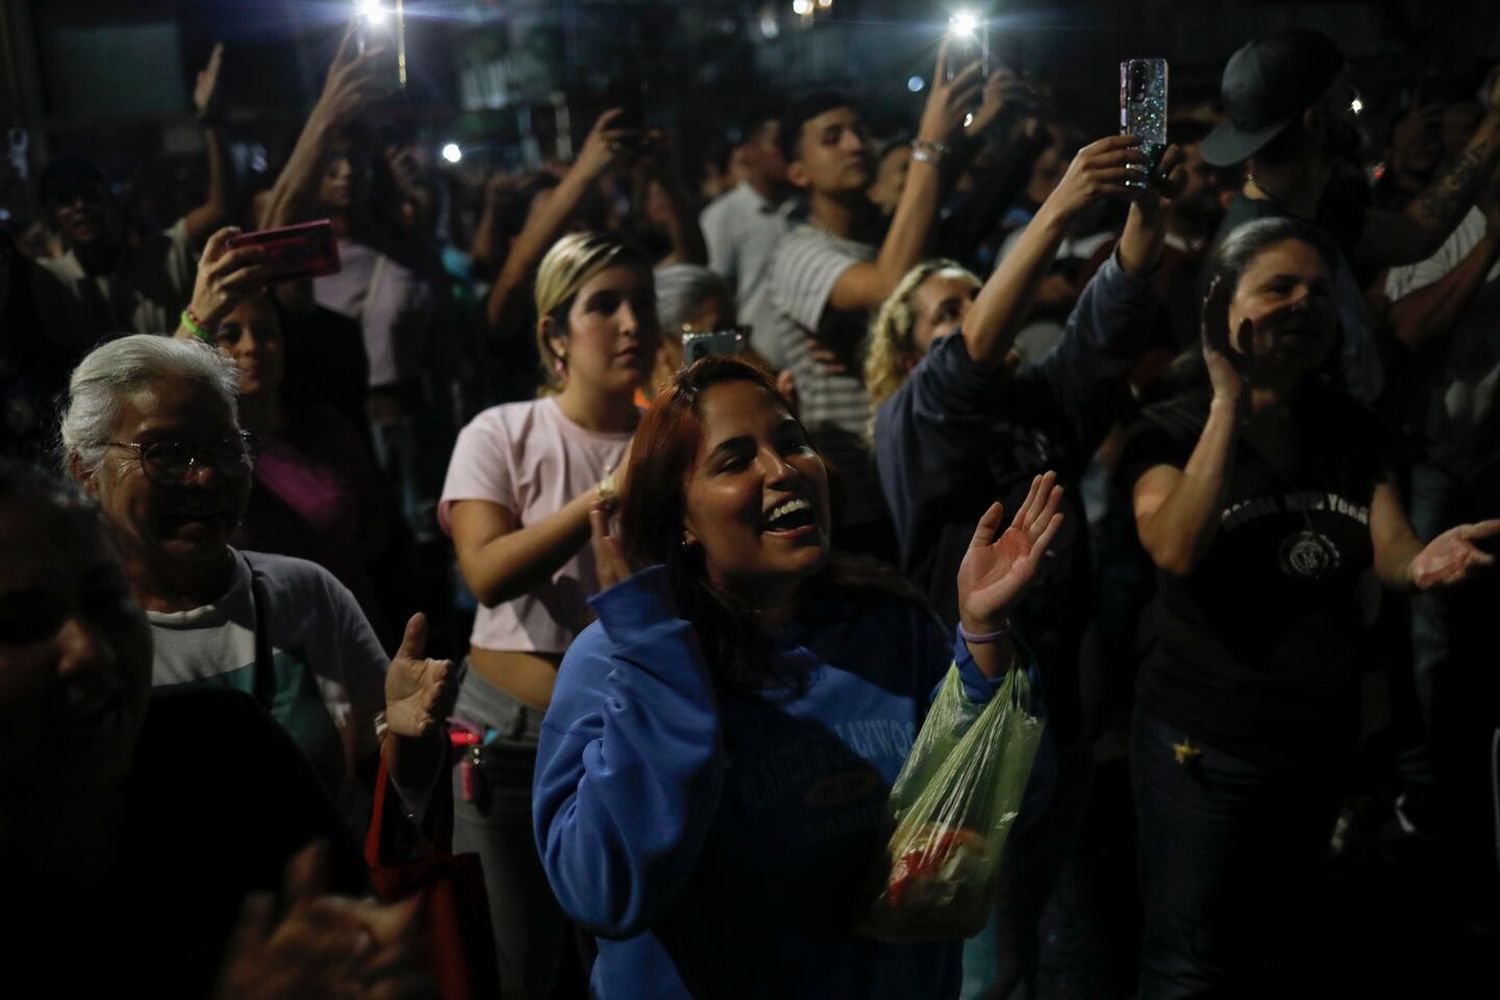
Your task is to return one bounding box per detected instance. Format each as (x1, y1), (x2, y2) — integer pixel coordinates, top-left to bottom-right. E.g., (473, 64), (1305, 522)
(533, 356), (1063, 998)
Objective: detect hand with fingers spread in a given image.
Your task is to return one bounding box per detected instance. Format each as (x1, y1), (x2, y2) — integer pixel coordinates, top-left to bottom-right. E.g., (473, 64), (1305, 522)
(956, 471), (1065, 635)
(919, 39), (986, 146)
(194, 42), (226, 122)
(1042, 134), (1147, 223)
(179, 226), (270, 337)
(384, 613), (456, 739)
(1408, 519), (1500, 590)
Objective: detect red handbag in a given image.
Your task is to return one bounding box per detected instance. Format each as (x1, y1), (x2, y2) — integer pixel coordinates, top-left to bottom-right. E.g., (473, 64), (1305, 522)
(365, 753), (500, 999)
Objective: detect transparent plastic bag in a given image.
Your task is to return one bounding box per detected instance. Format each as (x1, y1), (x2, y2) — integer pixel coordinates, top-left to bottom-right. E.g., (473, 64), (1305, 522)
(861, 664), (1045, 942)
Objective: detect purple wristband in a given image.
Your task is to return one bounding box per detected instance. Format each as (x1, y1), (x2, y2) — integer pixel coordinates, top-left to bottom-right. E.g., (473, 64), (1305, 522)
(958, 620), (1011, 645)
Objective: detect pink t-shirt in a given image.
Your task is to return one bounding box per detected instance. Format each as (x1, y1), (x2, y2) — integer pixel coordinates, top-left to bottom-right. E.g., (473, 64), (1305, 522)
(439, 396), (632, 654)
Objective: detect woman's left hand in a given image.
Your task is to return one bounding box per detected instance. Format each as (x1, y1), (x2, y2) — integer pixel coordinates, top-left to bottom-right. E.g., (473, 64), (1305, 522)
(1409, 519), (1500, 590)
(956, 471), (1064, 634)
(384, 613), (456, 738)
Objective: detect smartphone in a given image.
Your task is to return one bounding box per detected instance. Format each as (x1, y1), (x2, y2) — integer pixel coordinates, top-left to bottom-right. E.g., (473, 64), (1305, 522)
(1120, 58), (1168, 188)
(605, 75), (648, 148)
(227, 219), (342, 283)
(682, 328), (748, 367)
(946, 16), (990, 84)
(355, 1), (407, 90)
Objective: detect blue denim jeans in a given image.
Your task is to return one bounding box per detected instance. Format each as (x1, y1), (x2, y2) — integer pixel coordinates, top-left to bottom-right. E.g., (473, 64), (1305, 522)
(1132, 710), (1340, 1000)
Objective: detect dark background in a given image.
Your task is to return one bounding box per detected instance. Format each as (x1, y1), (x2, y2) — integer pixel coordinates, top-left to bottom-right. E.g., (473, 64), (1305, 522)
(4, 1), (1499, 181)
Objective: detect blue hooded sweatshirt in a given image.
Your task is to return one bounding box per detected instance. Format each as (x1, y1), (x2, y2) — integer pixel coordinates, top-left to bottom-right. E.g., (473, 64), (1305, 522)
(533, 566), (1051, 999)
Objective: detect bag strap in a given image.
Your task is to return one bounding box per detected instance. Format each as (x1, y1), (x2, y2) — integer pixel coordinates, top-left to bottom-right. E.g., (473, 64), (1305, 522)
(365, 749), (392, 868)
(247, 560), (276, 712)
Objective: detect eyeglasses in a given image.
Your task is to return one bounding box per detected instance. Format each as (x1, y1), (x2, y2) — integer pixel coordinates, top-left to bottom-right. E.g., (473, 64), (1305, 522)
(106, 431), (258, 485)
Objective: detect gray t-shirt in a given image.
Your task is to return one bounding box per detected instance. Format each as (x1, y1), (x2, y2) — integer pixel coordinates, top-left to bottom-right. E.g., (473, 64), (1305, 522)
(148, 549), (388, 814)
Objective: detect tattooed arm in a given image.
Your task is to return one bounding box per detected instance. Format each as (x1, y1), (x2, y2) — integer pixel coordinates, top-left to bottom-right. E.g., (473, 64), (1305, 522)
(1356, 72), (1500, 268)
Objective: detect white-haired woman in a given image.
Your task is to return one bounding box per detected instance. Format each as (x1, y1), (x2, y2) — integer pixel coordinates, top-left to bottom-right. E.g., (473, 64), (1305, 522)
(62, 334), (452, 825)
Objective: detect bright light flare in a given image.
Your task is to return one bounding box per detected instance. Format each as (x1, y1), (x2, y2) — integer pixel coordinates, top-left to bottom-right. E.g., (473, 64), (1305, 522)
(1350, 97), (1364, 115)
(907, 75), (925, 93)
(441, 142), (463, 164)
(791, 0), (813, 15)
(949, 10), (980, 38)
(355, 0), (388, 27)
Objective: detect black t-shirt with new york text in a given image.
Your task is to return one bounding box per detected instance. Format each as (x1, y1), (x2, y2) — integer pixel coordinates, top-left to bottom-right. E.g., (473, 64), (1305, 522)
(1117, 388), (1384, 767)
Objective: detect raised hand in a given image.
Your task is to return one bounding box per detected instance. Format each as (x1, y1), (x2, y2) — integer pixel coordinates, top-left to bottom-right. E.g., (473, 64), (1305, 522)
(1200, 276), (1248, 410)
(384, 613), (455, 739)
(918, 38), (985, 145)
(966, 67), (1029, 138)
(956, 471), (1065, 634)
(1044, 134), (1146, 221)
(589, 502), (633, 591)
(575, 109), (642, 181)
(180, 226), (269, 335)
(1409, 519), (1500, 590)
(194, 42), (226, 121)
(315, 22), (389, 127)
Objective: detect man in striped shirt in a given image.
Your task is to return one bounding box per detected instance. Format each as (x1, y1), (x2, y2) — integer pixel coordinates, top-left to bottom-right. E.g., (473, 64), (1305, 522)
(767, 47), (981, 558)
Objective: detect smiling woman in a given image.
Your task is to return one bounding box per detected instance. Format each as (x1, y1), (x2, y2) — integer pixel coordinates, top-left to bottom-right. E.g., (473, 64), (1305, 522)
(534, 356), (1064, 998)
(60, 334), (454, 830)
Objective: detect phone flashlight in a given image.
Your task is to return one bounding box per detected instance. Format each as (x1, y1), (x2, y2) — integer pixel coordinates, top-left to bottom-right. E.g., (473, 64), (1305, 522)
(945, 10), (989, 85)
(354, 0), (407, 89)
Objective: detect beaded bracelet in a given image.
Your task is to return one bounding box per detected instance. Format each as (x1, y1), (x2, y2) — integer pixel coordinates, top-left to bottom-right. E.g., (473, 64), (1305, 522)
(180, 307), (214, 343)
(958, 620), (1011, 645)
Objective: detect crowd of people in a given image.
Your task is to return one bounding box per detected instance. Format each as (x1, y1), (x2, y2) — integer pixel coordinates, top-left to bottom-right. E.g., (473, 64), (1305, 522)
(3, 14), (1500, 999)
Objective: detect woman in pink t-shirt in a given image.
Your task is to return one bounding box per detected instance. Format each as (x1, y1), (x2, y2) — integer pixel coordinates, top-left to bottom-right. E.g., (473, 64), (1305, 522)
(439, 231), (658, 998)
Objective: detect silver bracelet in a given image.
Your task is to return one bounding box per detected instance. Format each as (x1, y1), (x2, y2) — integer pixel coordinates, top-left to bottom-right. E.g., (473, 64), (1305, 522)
(911, 140), (950, 165)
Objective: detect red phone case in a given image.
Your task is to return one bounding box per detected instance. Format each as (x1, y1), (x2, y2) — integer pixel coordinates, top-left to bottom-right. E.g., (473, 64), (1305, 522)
(227, 219), (341, 282)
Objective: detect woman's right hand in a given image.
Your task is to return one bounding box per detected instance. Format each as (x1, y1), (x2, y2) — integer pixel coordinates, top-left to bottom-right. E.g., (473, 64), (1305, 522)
(182, 227), (269, 335)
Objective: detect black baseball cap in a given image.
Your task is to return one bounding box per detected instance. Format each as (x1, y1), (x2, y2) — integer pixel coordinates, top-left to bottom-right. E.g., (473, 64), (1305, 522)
(1201, 30), (1347, 167)
(38, 158), (107, 203)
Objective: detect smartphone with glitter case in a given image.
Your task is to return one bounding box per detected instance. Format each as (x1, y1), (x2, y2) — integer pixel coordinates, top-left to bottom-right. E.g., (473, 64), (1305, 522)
(1121, 58), (1168, 188)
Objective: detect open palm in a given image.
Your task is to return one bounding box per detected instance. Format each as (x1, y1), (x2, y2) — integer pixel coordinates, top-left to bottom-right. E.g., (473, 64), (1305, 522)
(384, 613), (456, 738)
(956, 472), (1065, 633)
(1410, 519), (1500, 590)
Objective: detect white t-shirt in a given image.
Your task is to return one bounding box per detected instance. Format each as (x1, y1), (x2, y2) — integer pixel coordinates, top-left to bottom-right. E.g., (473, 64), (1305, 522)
(147, 550), (388, 799)
(1385, 207), (1500, 301)
(313, 240), (434, 389)
(439, 396), (632, 654)
(700, 181), (797, 368)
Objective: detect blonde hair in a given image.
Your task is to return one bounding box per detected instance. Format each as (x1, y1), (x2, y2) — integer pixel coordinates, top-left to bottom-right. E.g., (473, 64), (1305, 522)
(864, 260), (980, 428)
(533, 231), (650, 392)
